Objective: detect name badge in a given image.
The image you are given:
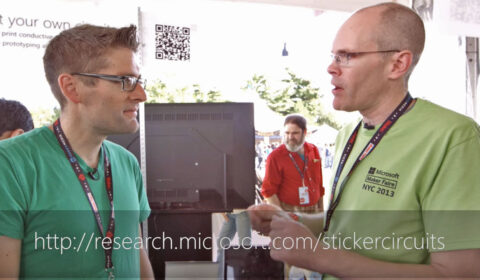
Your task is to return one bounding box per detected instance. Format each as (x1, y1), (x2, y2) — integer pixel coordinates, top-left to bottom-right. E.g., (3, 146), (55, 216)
(299, 186), (310, 205)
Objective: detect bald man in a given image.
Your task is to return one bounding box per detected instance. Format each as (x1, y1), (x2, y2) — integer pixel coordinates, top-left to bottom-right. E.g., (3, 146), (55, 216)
(0, 98), (34, 140)
(248, 2), (480, 279)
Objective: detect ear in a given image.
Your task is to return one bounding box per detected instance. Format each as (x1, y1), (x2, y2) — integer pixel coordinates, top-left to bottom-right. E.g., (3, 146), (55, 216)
(0, 130), (13, 140)
(0, 129), (24, 140)
(58, 73), (81, 104)
(9, 128), (25, 138)
(388, 50), (413, 80)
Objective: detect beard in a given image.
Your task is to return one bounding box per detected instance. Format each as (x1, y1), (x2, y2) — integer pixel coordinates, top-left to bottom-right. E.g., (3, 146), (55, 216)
(284, 135), (305, 152)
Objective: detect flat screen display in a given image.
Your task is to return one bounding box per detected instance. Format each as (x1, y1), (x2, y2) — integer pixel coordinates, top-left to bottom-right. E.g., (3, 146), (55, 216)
(108, 102), (256, 211)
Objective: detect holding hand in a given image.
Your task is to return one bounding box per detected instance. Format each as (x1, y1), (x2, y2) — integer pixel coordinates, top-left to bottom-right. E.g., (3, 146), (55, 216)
(269, 214), (322, 271)
(247, 203), (287, 235)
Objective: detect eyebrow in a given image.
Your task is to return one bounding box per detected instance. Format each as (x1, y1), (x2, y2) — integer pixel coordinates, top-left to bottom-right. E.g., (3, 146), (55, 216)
(332, 49), (352, 54)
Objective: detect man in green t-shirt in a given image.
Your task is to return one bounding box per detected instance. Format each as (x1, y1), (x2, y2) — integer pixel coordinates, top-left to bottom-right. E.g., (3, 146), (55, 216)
(249, 2), (480, 279)
(0, 25), (154, 279)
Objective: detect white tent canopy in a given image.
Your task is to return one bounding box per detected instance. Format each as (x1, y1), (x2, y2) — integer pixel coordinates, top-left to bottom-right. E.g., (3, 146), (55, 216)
(307, 124), (339, 146)
(215, 0), (410, 12)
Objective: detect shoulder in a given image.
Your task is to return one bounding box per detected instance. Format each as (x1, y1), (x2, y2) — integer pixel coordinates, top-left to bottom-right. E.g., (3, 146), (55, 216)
(304, 142), (320, 154)
(304, 142), (318, 150)
(412, 99), (479, 143)
(269, 144), (288, 157)
(0, 127), (54, 161)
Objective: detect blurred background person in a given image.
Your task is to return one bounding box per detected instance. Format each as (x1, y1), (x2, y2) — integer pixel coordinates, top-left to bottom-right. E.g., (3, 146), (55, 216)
(0, 98), (34, 140)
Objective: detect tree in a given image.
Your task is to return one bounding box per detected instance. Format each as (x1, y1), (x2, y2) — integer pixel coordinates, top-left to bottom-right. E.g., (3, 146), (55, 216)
(146, 80), (225, 103)
(243, 69), (342, 130)
(30, 107), (60, 128)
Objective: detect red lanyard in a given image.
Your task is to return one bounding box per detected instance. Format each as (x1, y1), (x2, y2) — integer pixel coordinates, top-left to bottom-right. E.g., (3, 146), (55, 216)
(324, 93), (414, 232)
(53, 119), (115, 278)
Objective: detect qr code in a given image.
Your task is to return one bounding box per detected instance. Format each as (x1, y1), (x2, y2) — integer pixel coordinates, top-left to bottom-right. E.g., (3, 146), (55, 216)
(155, 24), (190, 61)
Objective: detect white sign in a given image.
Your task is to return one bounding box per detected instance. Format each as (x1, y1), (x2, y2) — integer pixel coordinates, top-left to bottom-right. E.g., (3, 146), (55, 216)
(0, 0), (137, 110)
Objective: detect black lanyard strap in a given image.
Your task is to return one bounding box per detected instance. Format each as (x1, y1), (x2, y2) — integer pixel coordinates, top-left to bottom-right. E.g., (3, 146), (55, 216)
(288, 152), (308, 181)
(324, 93), (414, 232)
(53, 119), (115, 275)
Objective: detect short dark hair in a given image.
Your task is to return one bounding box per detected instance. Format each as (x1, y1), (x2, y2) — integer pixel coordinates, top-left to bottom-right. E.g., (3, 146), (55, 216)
(43, 24), (139, 109)
(0, 98), (34, 135)
(284, 114), (307, 132)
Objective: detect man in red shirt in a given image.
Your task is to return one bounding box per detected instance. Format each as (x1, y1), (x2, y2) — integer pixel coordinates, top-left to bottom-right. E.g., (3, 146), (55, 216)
(261, 114), (324, 214)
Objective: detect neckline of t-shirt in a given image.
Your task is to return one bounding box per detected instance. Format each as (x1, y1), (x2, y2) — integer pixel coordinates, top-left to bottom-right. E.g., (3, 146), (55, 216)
(358, 98), (423, 137)
(39, 126), (105, 173)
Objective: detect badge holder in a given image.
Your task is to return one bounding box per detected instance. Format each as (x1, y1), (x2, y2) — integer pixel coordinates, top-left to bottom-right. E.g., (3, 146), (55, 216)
(298, 179), (310, 205)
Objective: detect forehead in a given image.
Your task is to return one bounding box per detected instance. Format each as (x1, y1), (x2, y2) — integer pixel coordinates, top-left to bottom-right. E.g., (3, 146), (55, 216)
(101, 47), (140, 75)
(284, 123), (302, 132)
(332, 11), (379, 53)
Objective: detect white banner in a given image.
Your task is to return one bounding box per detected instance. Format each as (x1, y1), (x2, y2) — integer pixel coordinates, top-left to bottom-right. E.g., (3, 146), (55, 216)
(0, 0), (137, 110)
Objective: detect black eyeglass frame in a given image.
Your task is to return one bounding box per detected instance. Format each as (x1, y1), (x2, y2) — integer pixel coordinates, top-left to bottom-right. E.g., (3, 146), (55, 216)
(71, 73), (146, 92)
(331, 50), (401, 65)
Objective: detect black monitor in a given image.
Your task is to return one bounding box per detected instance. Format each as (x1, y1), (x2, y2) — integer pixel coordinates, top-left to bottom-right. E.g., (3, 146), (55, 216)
(108, 102), (256, 212)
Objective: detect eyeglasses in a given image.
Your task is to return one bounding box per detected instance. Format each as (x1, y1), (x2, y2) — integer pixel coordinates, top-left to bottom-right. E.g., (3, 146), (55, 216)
(71, 73), (146, 92)
(331, 50), (400, 66)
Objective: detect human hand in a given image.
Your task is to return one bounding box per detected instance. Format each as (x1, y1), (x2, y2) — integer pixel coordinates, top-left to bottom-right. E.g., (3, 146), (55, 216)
(269, 214), (322, 270)
(247, 203), (287, 235)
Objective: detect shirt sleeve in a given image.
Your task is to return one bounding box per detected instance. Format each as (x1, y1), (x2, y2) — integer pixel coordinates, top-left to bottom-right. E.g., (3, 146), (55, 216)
(422, 125), (480, 252)
(261, 152), (282, 198)
(134, 163), (151, 223)
(0, 152), (27, 239)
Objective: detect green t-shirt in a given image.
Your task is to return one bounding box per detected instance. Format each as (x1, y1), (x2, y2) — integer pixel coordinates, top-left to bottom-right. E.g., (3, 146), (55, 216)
(0, 127), (151, 279)
(323, 99), (480, 278)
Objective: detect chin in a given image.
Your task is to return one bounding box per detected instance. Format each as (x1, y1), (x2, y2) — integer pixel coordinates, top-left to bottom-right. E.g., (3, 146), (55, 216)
(124, 123), (140, 134)
(332, 99), (343, 111)
(333, 101), (354, 112)
(285, 144), (302, 152)
(111, 121), (139, 135)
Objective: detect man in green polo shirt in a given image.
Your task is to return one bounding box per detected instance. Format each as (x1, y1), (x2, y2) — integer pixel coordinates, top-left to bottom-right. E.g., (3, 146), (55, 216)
(248, 2), (480, 279)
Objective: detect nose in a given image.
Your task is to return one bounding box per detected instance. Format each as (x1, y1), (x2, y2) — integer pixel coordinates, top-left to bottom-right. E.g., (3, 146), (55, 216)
(129, 83), (147, 103)
(327, 60), (341, 77)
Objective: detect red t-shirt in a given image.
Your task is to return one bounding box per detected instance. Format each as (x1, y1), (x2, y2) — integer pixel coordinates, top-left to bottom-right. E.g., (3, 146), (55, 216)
(261, 143), (324, 206)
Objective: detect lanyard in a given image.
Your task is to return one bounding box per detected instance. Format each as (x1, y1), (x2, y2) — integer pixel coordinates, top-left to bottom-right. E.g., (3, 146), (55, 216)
(288, 152), (308, 183)
(53, 119), (115, 278)
(323, 93), (414, 232)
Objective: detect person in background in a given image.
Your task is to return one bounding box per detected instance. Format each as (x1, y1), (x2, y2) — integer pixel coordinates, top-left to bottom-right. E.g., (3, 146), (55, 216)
(0, 98), (34, 140)
(256, 142), (264, 169)
(261, 114), (324, 215)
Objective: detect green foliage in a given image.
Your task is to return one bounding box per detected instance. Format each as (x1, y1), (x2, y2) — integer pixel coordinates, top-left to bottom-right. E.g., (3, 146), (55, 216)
(30, 107), (60, 128)
(317, 113), (342, 130)
(146, 80), (225, 103)
(243, 69), (342, 130)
